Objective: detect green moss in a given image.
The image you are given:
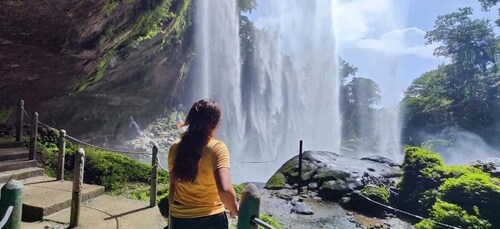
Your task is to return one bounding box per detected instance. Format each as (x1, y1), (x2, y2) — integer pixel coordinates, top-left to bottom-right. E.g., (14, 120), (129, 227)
(397, 147), (445, 212)
(77, 0), (192, 91)
(438, 173), (500, 227)
(421, 165), (483, 181)
(398, 146), (500, 228)
(265, 173), (286, 190)
(259, 214), (283, 229)
(279, 159), (298, 177)
(103, 1), (119, 14)
(103, 0), (136, 15)
(416, 201), (491, 229)
(75, 51), (115, 92)
(361, 185), (390, 204)
(130, 0), (174, 46)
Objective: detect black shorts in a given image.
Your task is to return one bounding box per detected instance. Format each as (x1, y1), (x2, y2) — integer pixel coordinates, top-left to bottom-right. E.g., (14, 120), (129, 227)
(170, 212), (228, 229)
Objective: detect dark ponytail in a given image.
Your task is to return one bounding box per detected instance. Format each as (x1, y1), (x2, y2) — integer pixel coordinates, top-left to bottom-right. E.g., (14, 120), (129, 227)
(172, 99), (222, 183)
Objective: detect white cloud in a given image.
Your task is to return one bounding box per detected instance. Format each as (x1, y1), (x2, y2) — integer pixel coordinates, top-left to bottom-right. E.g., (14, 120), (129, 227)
(335, 0), (398, 42)
(335, 0), (439, 59)
(355, 27), (440, 59)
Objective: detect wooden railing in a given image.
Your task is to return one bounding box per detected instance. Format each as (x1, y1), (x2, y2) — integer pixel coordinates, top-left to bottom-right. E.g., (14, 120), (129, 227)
(13, 99), (277, 228)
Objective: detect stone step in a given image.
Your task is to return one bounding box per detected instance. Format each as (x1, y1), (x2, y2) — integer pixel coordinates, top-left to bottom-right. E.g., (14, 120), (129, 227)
(20, 176), (105, 222)
(0, 167), (45, 183)
(0, 159), (37, 172)
(0, 147), (29, 161)
(0, 141), (24, 149)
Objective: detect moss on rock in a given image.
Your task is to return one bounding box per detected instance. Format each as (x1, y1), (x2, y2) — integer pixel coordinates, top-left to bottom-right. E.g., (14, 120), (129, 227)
(361, 185), (390, 204)
(398, 146), (500, 228)
(265, 172), (286, 190)
(415, 201), (491, 229)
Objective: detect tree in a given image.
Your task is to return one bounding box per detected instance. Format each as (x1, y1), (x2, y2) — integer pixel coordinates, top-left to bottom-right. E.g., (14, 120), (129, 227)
(478, 0), (499, 10)
(346, 77), (381, 108)
(426, 7), (497, 74)
(237, 0), (258, 13)
(339, 58), (358, 84)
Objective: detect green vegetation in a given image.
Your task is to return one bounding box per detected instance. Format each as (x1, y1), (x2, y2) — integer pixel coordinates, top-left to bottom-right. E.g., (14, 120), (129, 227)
(259, 214), (283, 229)
(361, 185), (390, 205)
(415, 201), (491, 229)
(402, 5), (500, 149)
(75, 51), (115, 92)
(103, 0), (136, 15)
(397, 147), (500, 228)
(265, 173), (286, 190)
(76, 0), (192, 91)
(233, 183), (246, 201)
(0, 108), (12, 124)
(37, 129), (168, 191)
(130, 0), (174, 46)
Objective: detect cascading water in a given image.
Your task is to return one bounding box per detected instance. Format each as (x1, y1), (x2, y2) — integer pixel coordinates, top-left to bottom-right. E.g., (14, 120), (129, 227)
(190, 0), (341, 183)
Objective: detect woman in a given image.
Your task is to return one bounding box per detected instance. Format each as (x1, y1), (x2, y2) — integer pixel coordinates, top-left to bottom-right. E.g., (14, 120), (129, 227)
(168, 99), (239, 229)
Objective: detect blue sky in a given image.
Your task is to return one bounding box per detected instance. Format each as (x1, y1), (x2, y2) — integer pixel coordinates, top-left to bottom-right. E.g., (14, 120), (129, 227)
(249, 0), (499, 107)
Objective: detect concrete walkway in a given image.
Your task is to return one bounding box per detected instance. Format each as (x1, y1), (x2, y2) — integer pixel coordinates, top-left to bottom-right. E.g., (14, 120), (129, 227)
(22, 195), (167, 229)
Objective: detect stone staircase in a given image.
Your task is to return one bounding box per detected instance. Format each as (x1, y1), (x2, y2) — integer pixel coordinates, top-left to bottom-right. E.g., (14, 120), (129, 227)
(0, 142), (43, 183)
(0, 141), (105, 222)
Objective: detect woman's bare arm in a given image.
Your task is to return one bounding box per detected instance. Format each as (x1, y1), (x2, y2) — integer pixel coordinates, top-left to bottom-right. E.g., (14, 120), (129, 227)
(168, 174), (176, 224)
(214, 168), (239, 217)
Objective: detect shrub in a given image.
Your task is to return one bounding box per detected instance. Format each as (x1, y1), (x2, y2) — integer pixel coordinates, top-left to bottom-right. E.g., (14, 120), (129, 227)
(233, 183), (246, 201)
(38, 132), (168, 191)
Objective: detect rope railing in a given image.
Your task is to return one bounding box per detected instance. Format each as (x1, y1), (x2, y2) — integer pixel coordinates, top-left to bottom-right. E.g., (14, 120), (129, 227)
(22, 106), (150, 156)
(356, 192), (459, 229)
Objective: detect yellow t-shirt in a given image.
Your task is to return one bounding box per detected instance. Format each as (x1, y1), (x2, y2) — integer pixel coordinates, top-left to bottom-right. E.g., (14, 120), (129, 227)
(168, 138), (231, 218)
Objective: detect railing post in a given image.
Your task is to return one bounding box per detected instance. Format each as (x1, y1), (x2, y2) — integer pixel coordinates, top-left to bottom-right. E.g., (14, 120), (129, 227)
(150, 145), (158, 207)
(29, 112), (38, 160)
(237, 183), (260, 229)
(298, 140), (303, 194)
(57, 129), (66, 181)
(15, 100), (23, 142)
(70, 148), (85, 228)
(0, 180), (24, 229)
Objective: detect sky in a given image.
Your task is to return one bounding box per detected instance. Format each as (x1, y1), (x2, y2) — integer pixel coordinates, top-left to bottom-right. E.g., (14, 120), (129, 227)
(249, 0), (499, 107)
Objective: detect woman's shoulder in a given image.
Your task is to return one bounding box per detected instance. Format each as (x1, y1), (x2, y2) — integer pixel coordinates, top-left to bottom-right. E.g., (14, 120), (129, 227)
(207, 138), (227, 149)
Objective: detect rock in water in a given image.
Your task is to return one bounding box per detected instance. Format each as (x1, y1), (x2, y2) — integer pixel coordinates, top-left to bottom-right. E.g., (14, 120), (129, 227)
(291, 202), (314, 215)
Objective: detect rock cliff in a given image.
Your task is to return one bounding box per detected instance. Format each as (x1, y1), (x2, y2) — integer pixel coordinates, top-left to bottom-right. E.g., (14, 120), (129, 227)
(0, 0), (193, 142)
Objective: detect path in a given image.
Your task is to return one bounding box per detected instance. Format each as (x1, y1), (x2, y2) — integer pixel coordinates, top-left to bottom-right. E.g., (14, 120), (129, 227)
(22, 195), (167, 229)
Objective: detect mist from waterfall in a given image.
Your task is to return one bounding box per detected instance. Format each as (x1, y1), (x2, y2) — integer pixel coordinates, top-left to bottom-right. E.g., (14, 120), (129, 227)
(189, 0), (341, 182)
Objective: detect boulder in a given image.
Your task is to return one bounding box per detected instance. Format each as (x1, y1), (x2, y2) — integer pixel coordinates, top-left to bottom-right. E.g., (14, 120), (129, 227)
(266, 151), (402, 203)
(291, 202), (314, 215)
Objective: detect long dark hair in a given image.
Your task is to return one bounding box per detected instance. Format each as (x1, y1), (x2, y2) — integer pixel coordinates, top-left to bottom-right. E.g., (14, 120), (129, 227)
(172, 99), (222, 183)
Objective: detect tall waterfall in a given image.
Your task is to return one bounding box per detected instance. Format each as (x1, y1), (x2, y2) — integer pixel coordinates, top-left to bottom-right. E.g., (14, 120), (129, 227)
(190, 0), (341, 183)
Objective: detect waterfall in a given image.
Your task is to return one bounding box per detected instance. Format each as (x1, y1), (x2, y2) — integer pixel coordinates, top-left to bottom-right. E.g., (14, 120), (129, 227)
(190, 0), (341, 183)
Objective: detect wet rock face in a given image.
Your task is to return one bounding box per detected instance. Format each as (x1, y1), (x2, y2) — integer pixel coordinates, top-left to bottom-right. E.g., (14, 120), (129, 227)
(0, 0), (193, 143)
(266, 151), (402, 201)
